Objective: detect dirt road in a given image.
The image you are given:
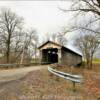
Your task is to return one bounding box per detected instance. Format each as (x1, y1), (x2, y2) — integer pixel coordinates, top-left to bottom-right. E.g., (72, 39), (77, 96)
(0, 65), (48, 100)
(0, 65), (48, 83)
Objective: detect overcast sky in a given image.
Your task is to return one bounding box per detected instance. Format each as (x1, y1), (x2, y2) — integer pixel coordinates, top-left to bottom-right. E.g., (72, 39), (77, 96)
(0, 1), (81, 53)
(0, 1), (72, 33)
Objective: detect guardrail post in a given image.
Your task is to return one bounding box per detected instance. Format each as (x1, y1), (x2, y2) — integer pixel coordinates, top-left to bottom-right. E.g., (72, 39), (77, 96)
(72, 81), (76, 92)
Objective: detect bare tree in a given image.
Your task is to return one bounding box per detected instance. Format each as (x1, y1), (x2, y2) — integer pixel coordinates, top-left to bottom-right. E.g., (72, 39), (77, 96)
(74, 34), (99, 69)
(56, 27), (69, 46)
(56, 32), (67, 46)
(10, 29), (24, 63)
(50, 33), (57, 42)
(60, 0), (100, 34)
(0, 8), (23, 63)
(20, 29), (38, 64)
(69, 0), (100, 16)
(33, 33), (39, 62)
(43, 28), (68, 46)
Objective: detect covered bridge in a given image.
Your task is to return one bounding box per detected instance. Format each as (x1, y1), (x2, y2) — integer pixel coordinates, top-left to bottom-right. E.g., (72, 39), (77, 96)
(38, 41), (82, 66)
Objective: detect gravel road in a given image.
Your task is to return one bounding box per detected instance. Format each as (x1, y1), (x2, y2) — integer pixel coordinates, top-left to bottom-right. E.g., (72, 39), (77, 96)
(0, 65), (48, 100)
(0, 65), (48, 83)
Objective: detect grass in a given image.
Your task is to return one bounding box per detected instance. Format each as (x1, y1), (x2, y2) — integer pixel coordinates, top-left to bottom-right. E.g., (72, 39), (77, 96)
(0, 63), (99, 100)
(20, 63), (100, 100)
(93, 58), (100, 63)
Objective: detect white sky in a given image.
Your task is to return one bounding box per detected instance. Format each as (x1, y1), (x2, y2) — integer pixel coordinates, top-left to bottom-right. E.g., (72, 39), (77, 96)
(0, 1), (72, 33)
(0, 1), (81, 54)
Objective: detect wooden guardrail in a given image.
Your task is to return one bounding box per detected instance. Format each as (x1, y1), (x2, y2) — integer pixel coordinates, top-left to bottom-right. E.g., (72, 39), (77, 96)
(48, 67), (84, 91)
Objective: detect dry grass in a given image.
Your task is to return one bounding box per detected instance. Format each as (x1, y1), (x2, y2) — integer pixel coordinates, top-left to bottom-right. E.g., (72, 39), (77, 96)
(20, 63), (100, 100)
(0, 63), (99, 100)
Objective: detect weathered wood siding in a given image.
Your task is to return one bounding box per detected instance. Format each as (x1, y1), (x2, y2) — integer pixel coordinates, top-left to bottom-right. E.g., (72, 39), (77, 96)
(61, 48), (82, 66)
(39, 42), (61, 50)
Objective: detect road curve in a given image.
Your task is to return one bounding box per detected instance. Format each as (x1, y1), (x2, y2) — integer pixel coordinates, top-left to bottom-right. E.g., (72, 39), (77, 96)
(0, 65), (48, 83)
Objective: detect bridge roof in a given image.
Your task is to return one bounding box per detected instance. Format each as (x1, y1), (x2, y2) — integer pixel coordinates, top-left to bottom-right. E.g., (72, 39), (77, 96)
(38, 40), (82, 56)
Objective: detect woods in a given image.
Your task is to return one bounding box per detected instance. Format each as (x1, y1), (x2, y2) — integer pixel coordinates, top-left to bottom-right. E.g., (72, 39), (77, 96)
(0, 8), (38, 63)
(0, 3), (100, 68)
(74, 34), (99, 69)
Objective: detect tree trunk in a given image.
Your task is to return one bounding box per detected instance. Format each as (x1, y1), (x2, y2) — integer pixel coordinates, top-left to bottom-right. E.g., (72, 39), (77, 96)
(6, 34), (11, 63)
(90, 55), (93, 69)
(6, 47), (10, 63)
(20, 48), (25, 65)
(34, 45), (37, 63)
(86, 56), (90, 69)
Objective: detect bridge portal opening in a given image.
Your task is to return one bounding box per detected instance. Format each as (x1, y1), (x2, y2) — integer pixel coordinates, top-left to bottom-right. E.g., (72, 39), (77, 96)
(41, 48), (58, 64)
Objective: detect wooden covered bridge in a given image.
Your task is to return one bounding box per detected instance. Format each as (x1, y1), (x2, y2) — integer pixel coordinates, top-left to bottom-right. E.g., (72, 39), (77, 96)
(38, 41), (82, 66)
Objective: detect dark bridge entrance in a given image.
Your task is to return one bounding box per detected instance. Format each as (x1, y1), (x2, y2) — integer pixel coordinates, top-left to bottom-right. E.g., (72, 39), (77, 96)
(42, 48), (58, 64)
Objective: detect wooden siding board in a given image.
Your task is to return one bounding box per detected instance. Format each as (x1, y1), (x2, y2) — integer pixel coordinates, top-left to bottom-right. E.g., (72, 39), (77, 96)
(38, 41), (62, 50)
(61, 47), (82, 66)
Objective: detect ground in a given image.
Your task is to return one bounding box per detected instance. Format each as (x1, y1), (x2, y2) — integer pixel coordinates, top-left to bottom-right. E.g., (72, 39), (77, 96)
(0, 64), (100, 100)
(0, 66), (46, 83)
